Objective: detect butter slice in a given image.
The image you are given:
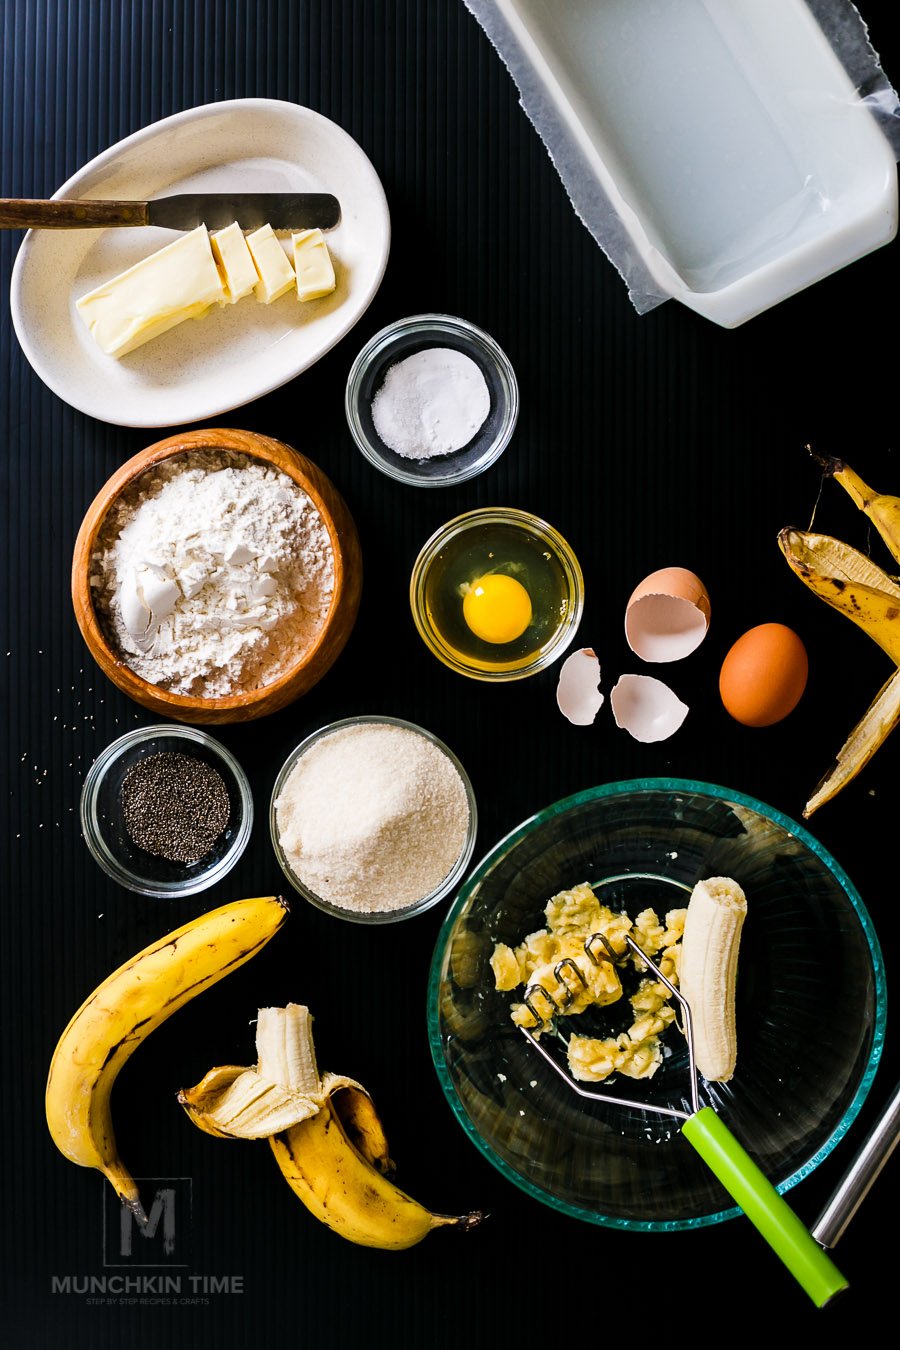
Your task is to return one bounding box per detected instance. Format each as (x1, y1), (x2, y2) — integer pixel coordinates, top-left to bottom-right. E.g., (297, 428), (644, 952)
(291, 228), (336, 301)
(211, 223), (259, 303)
(75, 225), (225, 359)
(245, 224), (295, 303)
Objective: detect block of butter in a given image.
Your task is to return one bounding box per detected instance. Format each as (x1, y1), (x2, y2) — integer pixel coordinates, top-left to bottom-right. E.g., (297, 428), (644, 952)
(245, 224), (295, 303)
(75, 225), (225, 359)
(211, 223), (259, 304)
(291, 228), (336, 301)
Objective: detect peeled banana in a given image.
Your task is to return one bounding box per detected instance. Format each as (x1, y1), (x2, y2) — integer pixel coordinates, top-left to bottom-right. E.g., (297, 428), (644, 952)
(679, 876), (747, 1083)
(45, 895), (288, 1216)
(779, 454), (900, 815)
(179, 1003), (481, 1249)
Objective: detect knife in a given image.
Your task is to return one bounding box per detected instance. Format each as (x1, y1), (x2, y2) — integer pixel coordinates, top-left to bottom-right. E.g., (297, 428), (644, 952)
(0, 193), (341, 231)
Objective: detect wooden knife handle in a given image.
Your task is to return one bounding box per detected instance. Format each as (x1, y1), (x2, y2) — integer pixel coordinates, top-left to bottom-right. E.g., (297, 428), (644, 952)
(0, 198), (150, 228)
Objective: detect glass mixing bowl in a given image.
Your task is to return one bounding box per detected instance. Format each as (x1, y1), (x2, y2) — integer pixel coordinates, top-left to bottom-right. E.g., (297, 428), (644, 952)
(427, 779), (886, 1230)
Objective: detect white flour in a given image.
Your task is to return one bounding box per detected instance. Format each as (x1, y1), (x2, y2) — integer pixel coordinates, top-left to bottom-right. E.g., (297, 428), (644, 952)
(91, 451), (334, 697)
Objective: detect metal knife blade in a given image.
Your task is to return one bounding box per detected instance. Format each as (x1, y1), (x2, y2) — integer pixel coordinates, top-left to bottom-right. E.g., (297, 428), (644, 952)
(147, 193), (341, 231)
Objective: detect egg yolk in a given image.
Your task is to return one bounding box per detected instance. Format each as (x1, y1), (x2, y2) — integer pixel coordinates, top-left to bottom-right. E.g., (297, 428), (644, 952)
(463, 573), (532, 644)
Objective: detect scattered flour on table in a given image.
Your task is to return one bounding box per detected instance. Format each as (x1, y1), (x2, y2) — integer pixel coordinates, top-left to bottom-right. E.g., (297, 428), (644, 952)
(275, 722), (471, 913)
(91, 451), (334, 697)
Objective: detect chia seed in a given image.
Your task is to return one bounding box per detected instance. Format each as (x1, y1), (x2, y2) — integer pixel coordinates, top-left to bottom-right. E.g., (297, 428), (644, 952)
(121, 751), (231, 864)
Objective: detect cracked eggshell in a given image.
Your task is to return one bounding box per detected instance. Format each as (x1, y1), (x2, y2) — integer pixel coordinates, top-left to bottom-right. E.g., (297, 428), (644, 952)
(557, 648), (604, 725)
(611, 674), (689, 743)
(625, 567), (710, 662)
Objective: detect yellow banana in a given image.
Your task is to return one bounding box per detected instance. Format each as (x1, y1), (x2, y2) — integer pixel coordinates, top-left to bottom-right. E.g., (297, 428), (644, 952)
(777, 529), (900, 664)
(679, 877), (747, 1083)
(46, 895), (288, 1215)
(269, 1100), (481, 1250)
(811, 450), (900, 567)
(180, 1003), (481, 1248)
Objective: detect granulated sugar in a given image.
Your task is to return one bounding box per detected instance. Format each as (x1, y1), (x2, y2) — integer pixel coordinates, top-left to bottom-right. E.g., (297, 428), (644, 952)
(91, 451), (334, 697)
(274, 721), (471, 914)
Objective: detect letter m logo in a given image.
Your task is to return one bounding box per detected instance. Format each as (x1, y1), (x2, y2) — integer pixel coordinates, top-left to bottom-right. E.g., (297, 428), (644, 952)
(103, 1177), (191, 1267)
(121, 1188), (175, 1256)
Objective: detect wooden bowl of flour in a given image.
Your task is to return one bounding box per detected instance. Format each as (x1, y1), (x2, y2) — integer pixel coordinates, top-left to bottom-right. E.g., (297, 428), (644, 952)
(72, 428), (363, 724)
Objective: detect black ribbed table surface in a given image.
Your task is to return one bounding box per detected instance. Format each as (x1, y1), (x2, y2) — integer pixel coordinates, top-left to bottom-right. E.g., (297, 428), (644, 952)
(2, 2), (899, 1341)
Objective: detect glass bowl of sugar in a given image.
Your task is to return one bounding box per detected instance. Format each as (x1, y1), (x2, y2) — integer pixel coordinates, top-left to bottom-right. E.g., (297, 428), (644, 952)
(344, 314), (519, 487)
(269, 715), (478, 923)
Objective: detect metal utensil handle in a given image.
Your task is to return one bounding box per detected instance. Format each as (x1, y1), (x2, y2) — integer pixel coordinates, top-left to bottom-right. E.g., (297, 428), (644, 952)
(683, 1107), (848, 1308)
(0, 198), (149, 228)
(812, 1080), (900, 1248)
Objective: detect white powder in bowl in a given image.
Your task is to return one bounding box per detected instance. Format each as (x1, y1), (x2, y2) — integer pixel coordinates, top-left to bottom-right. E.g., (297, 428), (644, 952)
(274, 722), (472, 914)
(371, 347), (491, 460)
(91, 450), (334, 697)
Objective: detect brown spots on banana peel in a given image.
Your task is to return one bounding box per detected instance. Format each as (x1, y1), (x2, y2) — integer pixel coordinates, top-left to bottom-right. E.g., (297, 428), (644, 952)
(45, 897), (289, 1223)
(780, 465), (900, 810)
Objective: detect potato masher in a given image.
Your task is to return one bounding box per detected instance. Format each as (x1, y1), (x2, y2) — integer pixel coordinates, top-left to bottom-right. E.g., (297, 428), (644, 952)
(519, 931), (848, 1308)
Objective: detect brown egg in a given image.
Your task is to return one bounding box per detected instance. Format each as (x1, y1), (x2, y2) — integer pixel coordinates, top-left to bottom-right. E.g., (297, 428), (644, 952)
(719, 623), (808, 727)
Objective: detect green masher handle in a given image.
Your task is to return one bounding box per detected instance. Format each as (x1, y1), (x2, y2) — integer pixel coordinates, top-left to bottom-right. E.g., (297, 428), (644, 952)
(682, 1107), (848, 1308)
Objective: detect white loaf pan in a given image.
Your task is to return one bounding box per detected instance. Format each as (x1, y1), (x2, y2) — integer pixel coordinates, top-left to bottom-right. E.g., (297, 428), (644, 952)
(477, 0), (898, 327)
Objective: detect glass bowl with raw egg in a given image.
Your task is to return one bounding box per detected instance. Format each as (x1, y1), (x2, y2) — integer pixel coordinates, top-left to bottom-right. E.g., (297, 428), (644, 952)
(410, 507), (584, 681)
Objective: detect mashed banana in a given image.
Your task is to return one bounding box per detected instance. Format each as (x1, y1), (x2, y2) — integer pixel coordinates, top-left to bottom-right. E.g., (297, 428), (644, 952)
(490, 882), (686, 1082)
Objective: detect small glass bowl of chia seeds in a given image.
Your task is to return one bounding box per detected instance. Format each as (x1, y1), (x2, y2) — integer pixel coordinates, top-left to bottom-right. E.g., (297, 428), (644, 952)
(80, 724), (254, 897)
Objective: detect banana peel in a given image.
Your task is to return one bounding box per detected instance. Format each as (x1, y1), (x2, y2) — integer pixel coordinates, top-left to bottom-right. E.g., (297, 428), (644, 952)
(178, 1062), (395, 1174)
(805, 663), (900, 817)
(177, 1063), (324, 1141)
(178, 1004), (371, 1145)
(778, 530), (900, 663)
(330, 1082), (395, 1177)
(779, 455), (900, 816)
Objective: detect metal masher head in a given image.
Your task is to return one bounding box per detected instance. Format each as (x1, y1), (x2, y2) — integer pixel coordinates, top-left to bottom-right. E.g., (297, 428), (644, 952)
(520, 931), (700, 1120)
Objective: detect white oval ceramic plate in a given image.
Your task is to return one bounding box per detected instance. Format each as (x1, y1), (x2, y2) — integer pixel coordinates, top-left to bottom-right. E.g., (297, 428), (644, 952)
(10, 99), (391, 427)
